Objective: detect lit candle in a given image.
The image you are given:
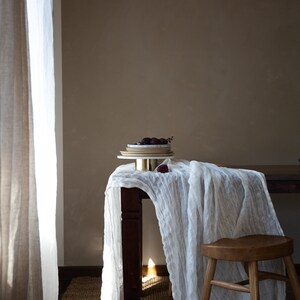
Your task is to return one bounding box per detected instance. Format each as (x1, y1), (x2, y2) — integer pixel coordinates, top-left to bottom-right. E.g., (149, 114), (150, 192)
(142, 258), (157, 282)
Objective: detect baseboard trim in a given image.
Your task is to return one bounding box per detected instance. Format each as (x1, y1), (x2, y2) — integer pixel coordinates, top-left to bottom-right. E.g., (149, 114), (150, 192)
(142, 265), (169, 277)
(59, 264), (300, 281)
(295, 264), (300, 275)
(58, 266), (102, 281)
(58, 265), (169, 281)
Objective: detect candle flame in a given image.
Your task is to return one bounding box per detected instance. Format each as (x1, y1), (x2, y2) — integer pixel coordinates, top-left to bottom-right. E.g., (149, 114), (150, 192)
(142, 258), (157, 282)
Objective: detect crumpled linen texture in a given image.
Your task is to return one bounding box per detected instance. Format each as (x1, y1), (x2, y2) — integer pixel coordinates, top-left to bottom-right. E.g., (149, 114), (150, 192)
(101, 160), (285, 300)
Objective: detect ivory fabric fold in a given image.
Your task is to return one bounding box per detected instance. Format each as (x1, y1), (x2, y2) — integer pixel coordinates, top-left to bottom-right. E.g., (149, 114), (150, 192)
(101, 160), (284, 300)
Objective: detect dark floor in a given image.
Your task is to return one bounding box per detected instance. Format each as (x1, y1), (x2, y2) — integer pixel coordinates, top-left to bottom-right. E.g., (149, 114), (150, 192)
(59, 277), (298, 299)
(59, 279), (71, 299)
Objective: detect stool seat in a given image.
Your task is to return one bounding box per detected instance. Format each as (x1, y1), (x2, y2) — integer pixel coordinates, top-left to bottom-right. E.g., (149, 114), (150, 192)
(200, 234), (300, 300)
(201, 234), (293, 262)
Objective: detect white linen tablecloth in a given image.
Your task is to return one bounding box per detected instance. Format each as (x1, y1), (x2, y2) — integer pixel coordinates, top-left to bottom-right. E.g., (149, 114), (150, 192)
(100, 160), (285, 300)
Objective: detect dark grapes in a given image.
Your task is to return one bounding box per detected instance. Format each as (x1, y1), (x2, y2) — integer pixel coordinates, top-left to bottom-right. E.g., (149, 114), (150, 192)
(150, 137), (160, 145)
(159, 138), (168, 144)
(138, 136), (173, 145)
(140, 137), (151, 145)
(157, 164), (169, 173)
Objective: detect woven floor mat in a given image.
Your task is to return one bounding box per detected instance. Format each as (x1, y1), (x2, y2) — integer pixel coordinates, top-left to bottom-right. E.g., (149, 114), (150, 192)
(62, 276), (171, 299)
(62, 277), (100, 299)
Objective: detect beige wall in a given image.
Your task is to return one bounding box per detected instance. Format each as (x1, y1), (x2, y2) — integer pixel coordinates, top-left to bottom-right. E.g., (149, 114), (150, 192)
(61, 0), (300, 265)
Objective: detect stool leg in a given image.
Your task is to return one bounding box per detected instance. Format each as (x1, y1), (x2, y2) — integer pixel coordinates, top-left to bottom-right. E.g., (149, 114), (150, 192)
(248, 261), (260, 300)
(201, 258), (217, 300)
(283, 256), (300, 300)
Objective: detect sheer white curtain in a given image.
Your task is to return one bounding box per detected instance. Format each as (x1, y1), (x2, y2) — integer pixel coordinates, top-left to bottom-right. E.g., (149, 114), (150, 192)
(0, 0), (58, 299)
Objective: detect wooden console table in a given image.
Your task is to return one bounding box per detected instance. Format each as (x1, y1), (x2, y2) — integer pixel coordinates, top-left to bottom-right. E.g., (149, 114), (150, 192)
(120, 165), (300, 299)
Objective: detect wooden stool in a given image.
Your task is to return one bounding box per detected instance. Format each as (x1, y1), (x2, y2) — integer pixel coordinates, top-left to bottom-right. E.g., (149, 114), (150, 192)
(200, 235), (300, 300)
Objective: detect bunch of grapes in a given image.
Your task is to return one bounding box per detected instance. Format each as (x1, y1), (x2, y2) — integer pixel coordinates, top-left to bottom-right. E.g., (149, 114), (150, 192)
(137, 136), (173, 145)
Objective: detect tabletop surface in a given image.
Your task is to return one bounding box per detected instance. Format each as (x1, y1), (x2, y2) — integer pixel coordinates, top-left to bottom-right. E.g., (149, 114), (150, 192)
(228, 165), (300, 180)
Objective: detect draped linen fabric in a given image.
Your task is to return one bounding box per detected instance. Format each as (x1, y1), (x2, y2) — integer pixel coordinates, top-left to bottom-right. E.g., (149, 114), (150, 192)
(0, 0), (58, 299)
(101, 160), (285, 300)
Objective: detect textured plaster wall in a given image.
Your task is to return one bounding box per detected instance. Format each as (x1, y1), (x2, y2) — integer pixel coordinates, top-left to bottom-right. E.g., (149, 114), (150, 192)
(61, 0), (300, 265)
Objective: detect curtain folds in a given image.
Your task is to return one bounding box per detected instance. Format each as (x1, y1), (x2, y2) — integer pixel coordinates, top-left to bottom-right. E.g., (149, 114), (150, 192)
(0, 0), (58, 299)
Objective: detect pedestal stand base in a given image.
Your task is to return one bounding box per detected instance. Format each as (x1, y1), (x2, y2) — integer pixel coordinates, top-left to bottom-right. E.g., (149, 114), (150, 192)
(135, 159), (158, 171)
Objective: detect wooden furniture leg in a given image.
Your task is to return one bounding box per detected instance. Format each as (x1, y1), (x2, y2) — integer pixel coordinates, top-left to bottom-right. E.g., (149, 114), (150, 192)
(201, 258), (217, 300)
(248, 261), (259, 300)
(283, 256), (300, 299)
(121, 188), (143, 300)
